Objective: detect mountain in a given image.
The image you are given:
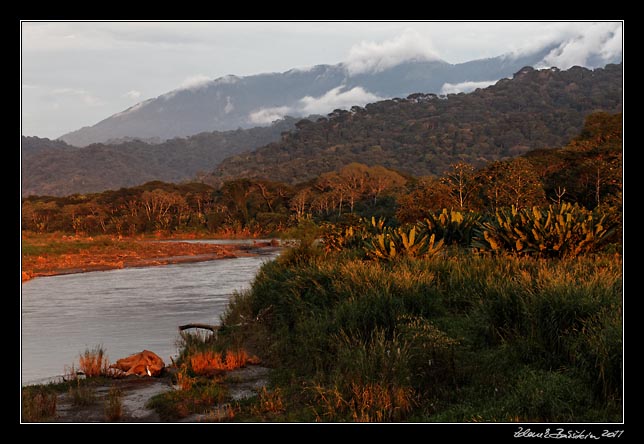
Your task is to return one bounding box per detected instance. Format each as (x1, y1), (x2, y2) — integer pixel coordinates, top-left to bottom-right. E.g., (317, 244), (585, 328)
(207, 63), (623, 185)
(56, 45), (592, 147)
(21, 117), (300, 197)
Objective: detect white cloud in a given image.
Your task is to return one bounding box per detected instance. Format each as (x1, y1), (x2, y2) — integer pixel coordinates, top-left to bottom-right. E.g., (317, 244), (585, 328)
(501, 22), (623, 70)
(440, 80), (498, 95)
(344, 28), (442, 75)
(247, 86), (384, 125)
(538, 23), (622, 69)
(299, 86), (383, 115)
(177, 74), (213, 91)
(224, 96), (234, 114)
(600, 25), (622, 61)
(248, 106), (292, 125)
(123, 90), (141, 99)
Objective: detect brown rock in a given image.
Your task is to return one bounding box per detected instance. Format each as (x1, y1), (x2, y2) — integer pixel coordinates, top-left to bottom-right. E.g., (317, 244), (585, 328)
(110, 350), (165, 377)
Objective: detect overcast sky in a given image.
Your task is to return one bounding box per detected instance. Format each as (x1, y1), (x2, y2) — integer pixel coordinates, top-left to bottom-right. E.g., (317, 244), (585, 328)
(20, 21), (623, 139)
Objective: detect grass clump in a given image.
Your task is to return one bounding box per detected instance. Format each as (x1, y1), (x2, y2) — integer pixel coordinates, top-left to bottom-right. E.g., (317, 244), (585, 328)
(104, 386), (123, 421)
(22, 386), (58, 422)
(78, 344), (111, 378)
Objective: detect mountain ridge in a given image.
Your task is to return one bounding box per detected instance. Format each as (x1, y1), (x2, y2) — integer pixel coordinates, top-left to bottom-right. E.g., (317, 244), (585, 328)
(21, 117), (302, 197)
(56, 45), (585, 147)
(207, 63), (623, 186)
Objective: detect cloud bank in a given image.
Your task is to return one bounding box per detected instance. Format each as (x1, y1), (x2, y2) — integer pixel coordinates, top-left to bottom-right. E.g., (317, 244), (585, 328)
(249, 106), (293, 125)
(124, 90), (141, 99)
(248, 86), (384, 125)
(299, 86), (383, 115)
(538, 22), (622, 70)
(344, 29), (442, 75)
(440, 80), (498, 95)
(178, 74), (213, 91)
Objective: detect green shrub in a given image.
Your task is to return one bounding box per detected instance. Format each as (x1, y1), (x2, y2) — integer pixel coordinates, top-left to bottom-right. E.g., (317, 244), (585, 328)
(473, 203), (619, 258)
(419, 208), (482, 247)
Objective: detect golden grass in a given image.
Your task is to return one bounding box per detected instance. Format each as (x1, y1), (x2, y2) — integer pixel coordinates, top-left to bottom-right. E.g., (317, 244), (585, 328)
(310, 382), (415, 423)
(189, 349), (251, 375)
(22, 387), (58, 422)
(78, 346), (111, 377)
(104, 386), (123, 421)
(251, 387), (285, 416)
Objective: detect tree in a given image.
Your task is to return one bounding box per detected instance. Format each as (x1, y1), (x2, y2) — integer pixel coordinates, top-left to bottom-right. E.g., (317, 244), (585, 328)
(477, 158), (546, 210)
(290, 187), (311, 221)
(365, 165), (406, 205)
(338, 163), (369, 213)
(395, 177), (453, 224)
(439, 162), (479, 210)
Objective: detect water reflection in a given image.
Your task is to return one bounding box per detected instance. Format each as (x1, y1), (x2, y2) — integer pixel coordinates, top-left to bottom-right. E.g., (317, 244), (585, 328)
(21, 248), (280, 385)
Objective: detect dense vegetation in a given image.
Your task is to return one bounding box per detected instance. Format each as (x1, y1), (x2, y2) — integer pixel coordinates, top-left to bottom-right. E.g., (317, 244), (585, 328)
(151, 110), (623, 423)
(209, 64), (622, 185)
(22, 110), (623, 423)
(161, 112), (622, 422)
(22, 112), (622, 240)
(21, 117), (299, 197)
(202, 244), (621, 422)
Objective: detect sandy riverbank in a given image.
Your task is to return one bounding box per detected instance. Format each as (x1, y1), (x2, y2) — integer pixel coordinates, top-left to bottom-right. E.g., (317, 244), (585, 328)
(21, 233), (279, 282)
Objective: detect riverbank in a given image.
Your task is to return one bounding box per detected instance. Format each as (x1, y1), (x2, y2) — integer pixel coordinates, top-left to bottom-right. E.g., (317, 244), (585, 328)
(21, 232), (279, 282)
(23, 363), (273, 423)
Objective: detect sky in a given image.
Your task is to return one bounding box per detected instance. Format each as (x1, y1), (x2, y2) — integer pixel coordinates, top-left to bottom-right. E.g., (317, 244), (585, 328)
(20, 21), (623, 139)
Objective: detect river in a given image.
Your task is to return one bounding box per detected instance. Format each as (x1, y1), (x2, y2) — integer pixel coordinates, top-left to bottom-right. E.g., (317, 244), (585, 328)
(21, 243), (281, 386)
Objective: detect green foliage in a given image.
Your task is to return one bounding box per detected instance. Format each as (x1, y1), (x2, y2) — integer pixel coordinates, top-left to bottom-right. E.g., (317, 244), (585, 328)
(418, 208), (482, 247)
(22, 117), (300, 197)
(219, 249), (622, 422)
(473, 203), (620, 257)
(365, 226), (444, 260)
(211, 64), (622, 185)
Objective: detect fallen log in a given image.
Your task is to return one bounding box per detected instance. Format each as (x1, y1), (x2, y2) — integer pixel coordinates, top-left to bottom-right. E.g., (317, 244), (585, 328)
(178, 323), (220, 332)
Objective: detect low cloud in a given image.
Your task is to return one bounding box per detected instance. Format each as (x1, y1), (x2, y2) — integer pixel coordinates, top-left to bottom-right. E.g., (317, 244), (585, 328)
(507, 22), (622, 70)
(178, 74), (213, 91)
(299, 86), (383, 115)
(248, 86), (383, 125)
(224, 96), (234, 114)
(344, 28), (442, 76)
(248, 106), (292, 125)
(440, 80), (498, 95)
(124, 90), (141, 99)
(539, 23), (622, 70)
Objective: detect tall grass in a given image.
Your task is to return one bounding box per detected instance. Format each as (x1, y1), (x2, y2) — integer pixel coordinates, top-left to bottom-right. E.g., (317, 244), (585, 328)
(22, 386), (57, 422)
(78, 345), (110, 377)
(104, 386), (123, 421)
(220, 244), (622, 422)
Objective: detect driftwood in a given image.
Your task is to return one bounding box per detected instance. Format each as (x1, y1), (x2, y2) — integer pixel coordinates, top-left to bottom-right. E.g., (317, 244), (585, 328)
(178, 323), (221, 332)
(178, 306), (274, 333)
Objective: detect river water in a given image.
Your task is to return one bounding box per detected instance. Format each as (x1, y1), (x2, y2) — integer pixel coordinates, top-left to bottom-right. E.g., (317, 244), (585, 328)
(21, 244), (281, 386)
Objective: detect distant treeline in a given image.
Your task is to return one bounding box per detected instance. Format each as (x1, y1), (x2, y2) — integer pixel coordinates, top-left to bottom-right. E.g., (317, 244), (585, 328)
(210, 64), (622, 185)
(21, 112), (622, 237)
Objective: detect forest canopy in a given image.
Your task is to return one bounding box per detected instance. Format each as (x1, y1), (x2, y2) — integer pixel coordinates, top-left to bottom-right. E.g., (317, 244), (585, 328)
(22, 111), (622, 238)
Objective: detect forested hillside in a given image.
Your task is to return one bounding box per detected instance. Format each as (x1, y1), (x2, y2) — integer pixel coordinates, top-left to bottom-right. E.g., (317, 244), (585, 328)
(22, 112), (621, 237)
(209, 64), (622, 185)
(21, 117), (300, 197)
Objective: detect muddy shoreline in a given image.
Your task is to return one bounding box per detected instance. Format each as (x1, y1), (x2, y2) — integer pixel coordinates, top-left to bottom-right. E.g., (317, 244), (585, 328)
(21, 236), (281, 282)
(46, 364), (272, 423)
